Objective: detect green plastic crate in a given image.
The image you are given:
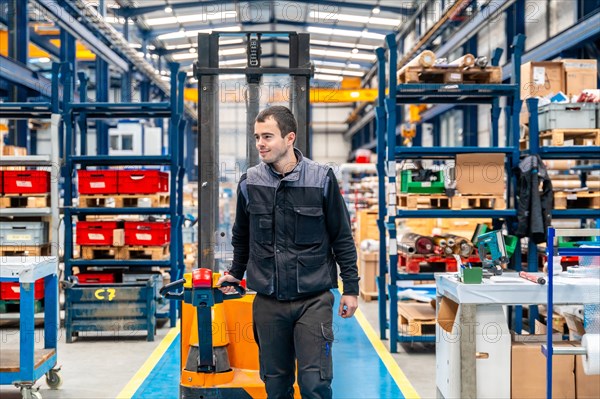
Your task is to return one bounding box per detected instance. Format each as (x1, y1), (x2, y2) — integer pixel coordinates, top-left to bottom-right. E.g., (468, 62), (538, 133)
(400, 170), (445, 194)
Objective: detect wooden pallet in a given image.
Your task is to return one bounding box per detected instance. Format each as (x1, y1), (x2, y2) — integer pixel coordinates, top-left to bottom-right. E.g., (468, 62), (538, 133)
(0, 244), (51, 257)
(398, 302), (436, 336)
(398, 193), (505, 210)
(554, 191), (600, 210)
(78, 193), (170, 208)
(398, 66), (502, 84)
(183, 243), (197, 255)
(0, 194), (49, 208)
(79, 245), (170, 260)
(0, 299), (44, 314)
(539, 128), (600, 147)
(359, 290), (378, 302)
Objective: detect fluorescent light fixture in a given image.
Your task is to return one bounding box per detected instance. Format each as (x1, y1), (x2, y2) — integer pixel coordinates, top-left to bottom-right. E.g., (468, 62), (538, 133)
(219, 38), (244, 45)
(372, 7), (381, 14)
(146, 11), (237, 26)
(103, 16), (133, 24)
(309, 11), (400, 27)
(306, 26), (385, 41)
(312, 60), (363, 69)
(220, 58), (246, 66)
(219, 47), (246, 56)
(189, 47), (197, 53)
(313, 74), (343, 82)
(129, 43), (141, 48)
(351, 48), (359, 54)
(166, 44), (193, 50)
(310, 39), (377, 50)
(311, 48), (376, 61)
(315, 68), (364, 77)
(157, 25), (241, 41)
(165, 6), (172, 13)
(161, 76), (171, 81)
(187, 71), (194, 76)
(30, 57), (51, 63)
(172, 52), (198, 60)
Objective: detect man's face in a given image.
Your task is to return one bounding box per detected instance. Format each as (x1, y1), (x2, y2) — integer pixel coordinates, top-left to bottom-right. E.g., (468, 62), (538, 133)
(254, 116), (294, 165)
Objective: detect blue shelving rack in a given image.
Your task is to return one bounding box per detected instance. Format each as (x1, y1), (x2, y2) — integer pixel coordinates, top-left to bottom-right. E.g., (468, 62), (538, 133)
(61, 62), (186, 329)
(377, 34), (526, 352)
(543, 227), (600, 399)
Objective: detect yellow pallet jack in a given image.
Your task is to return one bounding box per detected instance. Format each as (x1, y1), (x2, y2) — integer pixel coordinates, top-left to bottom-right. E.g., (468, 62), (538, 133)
(160, 268), (300, 399)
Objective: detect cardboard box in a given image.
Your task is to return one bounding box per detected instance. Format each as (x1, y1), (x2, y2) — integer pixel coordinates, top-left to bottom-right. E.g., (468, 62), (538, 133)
(356, 208), (379, 245)
(511, 341), (575, 399)
(455, 153), (505, 195)
(521, 61), (565, 99)
(112, 229), (125, 246)
(359, 251), (378, 293)
(575, 351), (600, 399)
(562, 59), (598, 96)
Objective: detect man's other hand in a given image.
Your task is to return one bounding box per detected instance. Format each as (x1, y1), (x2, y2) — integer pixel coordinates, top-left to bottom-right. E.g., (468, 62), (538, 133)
(338, 295), (358, 318)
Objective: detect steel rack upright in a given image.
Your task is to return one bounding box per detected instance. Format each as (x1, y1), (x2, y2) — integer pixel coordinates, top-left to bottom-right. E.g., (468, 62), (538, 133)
(377, 34), (526, 352)
(0, 63), (63, 398)
(543, 227), (600, 399)
(61, 62), (186, 330)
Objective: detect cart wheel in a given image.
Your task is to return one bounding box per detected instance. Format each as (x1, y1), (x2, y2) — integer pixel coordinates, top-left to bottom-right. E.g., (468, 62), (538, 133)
(46, 369), (63, 389)
(19, 387), (42, 399)
(31, 392), (43, 399)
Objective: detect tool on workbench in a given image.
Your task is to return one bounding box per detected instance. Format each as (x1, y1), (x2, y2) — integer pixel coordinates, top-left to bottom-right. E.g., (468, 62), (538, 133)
(476, 230), (509, 275)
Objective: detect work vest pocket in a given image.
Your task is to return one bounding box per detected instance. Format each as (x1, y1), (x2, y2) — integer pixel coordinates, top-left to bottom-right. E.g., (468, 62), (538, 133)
(248, 203), (273, 245)
(293, 206), (324, 245)
(297, 254), (330, 293)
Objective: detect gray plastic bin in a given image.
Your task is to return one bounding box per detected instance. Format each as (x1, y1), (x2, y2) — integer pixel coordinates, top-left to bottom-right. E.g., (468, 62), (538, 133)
(0, 221), (48, 245)
(538, 103), (596, 131)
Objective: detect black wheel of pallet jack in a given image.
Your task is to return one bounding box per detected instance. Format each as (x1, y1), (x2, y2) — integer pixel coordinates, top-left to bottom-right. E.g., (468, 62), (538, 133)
(46, 369), (63, 389)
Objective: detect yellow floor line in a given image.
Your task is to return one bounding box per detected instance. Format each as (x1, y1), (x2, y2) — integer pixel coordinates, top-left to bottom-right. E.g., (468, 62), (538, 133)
(338, 282), (420, 399)
(116, 321), (180, 399)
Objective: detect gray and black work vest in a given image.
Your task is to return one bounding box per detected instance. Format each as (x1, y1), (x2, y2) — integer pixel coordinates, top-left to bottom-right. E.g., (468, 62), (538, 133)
(240, 150), (339, 300)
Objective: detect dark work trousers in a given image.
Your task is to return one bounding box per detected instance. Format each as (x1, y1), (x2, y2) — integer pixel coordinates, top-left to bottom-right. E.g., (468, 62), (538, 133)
(252, 290), (335, 399)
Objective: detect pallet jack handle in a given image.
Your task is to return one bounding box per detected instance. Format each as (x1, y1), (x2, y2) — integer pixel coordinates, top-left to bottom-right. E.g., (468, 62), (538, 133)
(160, 278), (186, 300)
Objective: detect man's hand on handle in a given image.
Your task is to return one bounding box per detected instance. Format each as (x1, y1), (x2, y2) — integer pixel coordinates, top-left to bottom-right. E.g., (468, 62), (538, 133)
(216, 274), (241, 294)
(338, 295), (358, 318)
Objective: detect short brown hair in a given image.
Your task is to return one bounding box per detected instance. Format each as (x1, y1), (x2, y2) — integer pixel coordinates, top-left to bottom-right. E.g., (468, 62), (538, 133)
(255, 106), (297, 138)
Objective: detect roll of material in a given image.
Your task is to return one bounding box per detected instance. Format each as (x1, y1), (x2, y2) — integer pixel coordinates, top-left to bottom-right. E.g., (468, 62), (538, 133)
(399, 233), (434, 254)
(399, 50), (436, 76)
(582, 334), (600, 375)
(545, 160), (578, 170)
(551, 180), (600, 190)
(448, 53), (475, 68)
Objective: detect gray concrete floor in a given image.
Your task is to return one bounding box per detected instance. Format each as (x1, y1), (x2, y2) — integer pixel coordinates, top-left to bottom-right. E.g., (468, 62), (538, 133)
(0, 297), (436, 399)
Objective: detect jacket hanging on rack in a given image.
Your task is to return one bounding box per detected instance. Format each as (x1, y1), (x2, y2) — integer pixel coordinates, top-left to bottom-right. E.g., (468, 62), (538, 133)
(514, 155), (553, 244)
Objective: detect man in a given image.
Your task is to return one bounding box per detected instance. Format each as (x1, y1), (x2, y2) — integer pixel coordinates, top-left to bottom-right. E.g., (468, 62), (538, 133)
(217, 105), (359, 399)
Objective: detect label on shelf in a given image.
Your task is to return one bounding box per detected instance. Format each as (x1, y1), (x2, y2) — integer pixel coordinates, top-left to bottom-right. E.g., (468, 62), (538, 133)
(7, 234), (32, 241)
(16, 181), (33, 188)
(567, 194), (577, 200)
(136, 233), (152, 241)
(90, 182), (106, 188)
(88, 233), (105, 241)
(421, 182), (432, 187)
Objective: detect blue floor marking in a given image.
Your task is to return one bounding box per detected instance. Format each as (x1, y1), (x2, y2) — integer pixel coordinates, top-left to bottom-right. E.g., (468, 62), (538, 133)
(132, 290), (405, 399)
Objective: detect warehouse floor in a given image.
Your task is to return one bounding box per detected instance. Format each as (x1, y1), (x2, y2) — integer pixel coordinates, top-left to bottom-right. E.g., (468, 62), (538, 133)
(0, 292), (436, 399)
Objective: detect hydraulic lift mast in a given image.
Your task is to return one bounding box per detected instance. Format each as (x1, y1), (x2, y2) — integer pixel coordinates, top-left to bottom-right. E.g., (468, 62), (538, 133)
(194, 32), (313, 272)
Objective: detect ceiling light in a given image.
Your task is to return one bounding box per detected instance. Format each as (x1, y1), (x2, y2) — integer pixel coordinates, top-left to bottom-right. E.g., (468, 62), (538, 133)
(351, 48), (359, 54)
(165, 6), (173, 13)
(372, 7), (381, 14)
(157, 26), (241, 41)
(146, 11), (237, 26)
(219, 38), (244, 46)
(312, 60), (363, 69)
(310, 39), (377, 50)
(219, 58), (246, 66)
(189, 47), (197, 53)
(313, 74), (343, 82)
(172, 53), (198, 61)
(219, 47), (246, 56)
(311, 48), (376, 61)
(315, 68), (364, 77)
(308, 11), (399, 27)
(306, 26), (385, 41)
(166, 44), (193, 50)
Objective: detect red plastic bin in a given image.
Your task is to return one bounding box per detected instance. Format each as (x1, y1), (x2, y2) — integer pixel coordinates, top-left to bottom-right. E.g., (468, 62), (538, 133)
(75, 273), (116, 284)
(3, 170), (50, 194)
(118, 170), (169, 194)
(124, 221), (171, 246)
(76, 221), (119, 246)
(0, 171), (3, 194)
(0, 279), (45, 300)
(78, 170), (119, 194)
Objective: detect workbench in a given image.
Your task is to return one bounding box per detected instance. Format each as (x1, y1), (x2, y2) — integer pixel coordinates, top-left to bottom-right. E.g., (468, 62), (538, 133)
(0, 256), (60, 398)
(435, 272), (599, 399)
